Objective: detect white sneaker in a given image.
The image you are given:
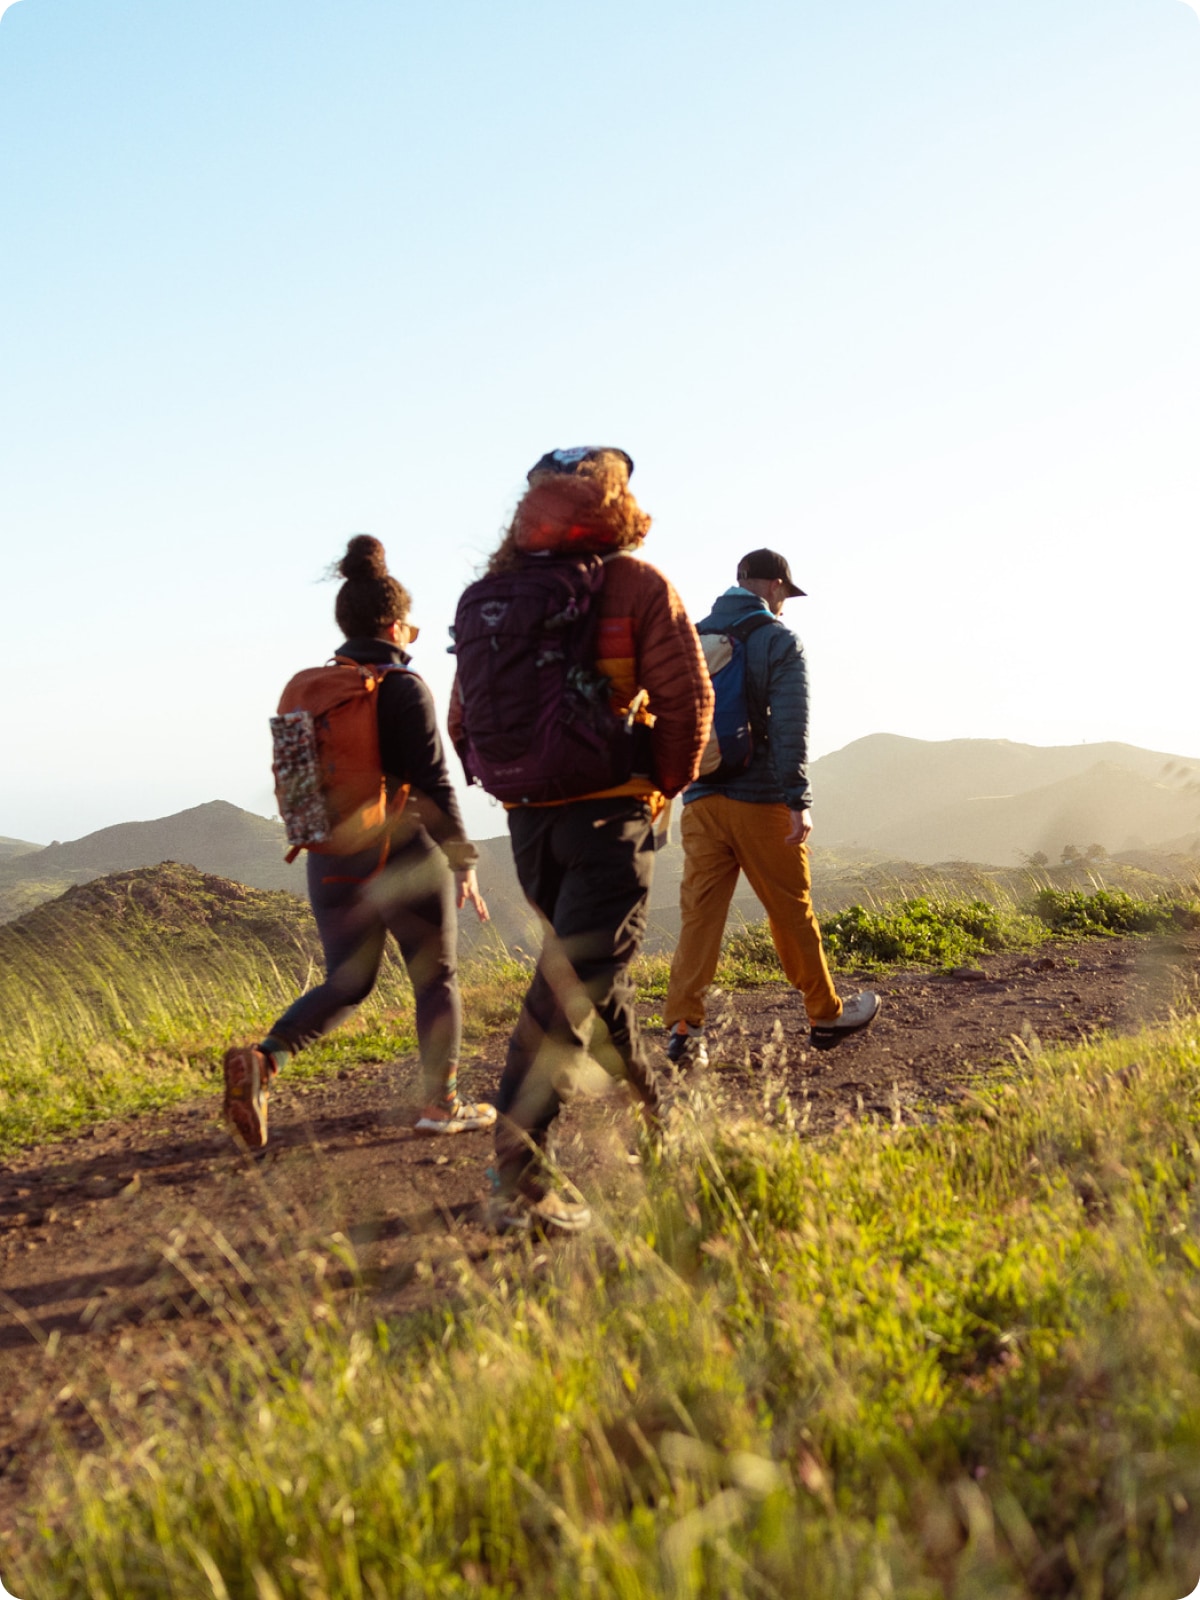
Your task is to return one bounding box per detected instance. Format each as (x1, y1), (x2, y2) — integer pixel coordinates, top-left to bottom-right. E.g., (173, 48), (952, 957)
(488, 1190), (593, 1235)
(810, 992), (881, 1051)
(414, 1098), (498, 1134)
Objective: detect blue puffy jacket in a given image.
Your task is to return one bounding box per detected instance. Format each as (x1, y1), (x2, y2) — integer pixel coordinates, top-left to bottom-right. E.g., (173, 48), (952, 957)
(682, 588), (813, 812)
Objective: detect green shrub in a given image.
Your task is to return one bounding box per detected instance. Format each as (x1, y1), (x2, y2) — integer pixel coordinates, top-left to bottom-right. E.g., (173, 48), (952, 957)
(1033, 885), (1200, 937)
(821, 895), (1039, 971)
(710, 885), (1200, 984)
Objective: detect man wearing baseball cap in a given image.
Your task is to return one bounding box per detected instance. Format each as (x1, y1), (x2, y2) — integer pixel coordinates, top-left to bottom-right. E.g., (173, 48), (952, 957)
(663, 549), (880, 1064)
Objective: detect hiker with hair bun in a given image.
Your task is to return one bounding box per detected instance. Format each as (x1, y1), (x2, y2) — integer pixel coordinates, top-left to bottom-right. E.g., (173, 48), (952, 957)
(223, 534), (495, 1151)
(449, 448), (712, 1234)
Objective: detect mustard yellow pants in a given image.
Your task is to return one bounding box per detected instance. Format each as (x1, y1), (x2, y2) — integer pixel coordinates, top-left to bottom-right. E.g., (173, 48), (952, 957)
(664, 794), (842, 1028)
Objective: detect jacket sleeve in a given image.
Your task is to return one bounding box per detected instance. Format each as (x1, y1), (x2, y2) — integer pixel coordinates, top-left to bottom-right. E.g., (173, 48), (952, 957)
(379, 673), (478, 870)
(633, 566), (714, 798)
(761, 629), (813, 811)
(447, 673), (466, 766)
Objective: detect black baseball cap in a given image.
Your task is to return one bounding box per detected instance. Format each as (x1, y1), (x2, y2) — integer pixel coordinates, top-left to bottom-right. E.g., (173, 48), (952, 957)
(737, 548), (805, 598)
(527, 446), (634, 482)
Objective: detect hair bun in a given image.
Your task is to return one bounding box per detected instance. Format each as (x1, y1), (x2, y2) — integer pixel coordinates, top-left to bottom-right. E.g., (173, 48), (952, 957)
(338, 534), (389, 581)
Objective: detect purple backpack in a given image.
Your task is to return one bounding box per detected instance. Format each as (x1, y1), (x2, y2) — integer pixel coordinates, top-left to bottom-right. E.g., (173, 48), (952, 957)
(452, 556), (637, 804)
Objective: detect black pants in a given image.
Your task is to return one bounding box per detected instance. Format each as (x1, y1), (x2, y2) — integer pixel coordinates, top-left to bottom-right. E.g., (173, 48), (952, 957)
(268, 833), (461, 1102)
(494, 796), (661, 1196)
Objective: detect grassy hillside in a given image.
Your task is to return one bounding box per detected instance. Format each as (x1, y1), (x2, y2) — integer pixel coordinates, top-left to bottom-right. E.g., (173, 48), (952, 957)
(0, 865), (400, 1150)
(0, 863), (527, 1152)
(4, 859), (1199, 1157)
(13, 1012), (1200, 1597)
(866, 761), (1200, 865)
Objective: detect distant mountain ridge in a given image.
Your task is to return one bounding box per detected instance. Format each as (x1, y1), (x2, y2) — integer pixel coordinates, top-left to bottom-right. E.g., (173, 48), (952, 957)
(0, 802), (308, 922)
(0, 835), (40, 860)
(810, 735), (1200, 864)
(0, 800), (536, 941)
(1, 801), (306, 892)
(2, 735), (1198, 926)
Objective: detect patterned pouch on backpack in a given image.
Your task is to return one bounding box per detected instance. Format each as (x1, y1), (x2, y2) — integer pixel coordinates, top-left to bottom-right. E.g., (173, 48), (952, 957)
(270, 709), (331, 848)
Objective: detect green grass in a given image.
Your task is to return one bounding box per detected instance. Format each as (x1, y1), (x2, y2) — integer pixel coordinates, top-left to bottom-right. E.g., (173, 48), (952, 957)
(0, 865), (528, 1155)
(11, 1014), (1200, 1596)
(4, 867), (1198, 1154)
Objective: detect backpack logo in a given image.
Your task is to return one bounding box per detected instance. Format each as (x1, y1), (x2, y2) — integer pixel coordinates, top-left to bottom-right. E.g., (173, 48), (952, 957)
(480, 600), (509, 628)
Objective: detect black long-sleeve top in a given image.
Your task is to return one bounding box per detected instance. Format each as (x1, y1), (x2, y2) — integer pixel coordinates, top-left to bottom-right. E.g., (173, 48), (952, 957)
(335, 637), (477, 871)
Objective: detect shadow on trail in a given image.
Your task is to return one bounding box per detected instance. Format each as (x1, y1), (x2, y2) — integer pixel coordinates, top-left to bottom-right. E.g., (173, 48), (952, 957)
(0, 1187), (490, 1353)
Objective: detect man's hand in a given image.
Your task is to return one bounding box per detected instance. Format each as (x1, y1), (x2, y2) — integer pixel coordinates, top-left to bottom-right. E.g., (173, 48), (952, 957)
(784, 808), (813, 846)
(455, 868), (489, 922)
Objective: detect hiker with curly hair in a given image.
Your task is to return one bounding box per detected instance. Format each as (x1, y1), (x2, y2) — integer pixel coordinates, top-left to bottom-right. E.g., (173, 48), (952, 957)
(223, 535), (495, 1151)
(449, 448), (712, 1233)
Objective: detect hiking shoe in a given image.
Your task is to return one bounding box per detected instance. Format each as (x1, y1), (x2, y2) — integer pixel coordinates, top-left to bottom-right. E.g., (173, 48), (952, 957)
(487, 1189), (593, 1236)
(809, 992), (881, 1052)
(414, 1098), (498, 1135)
(665, 1021), (708, 1070)
(223, 1046), (275, 1151)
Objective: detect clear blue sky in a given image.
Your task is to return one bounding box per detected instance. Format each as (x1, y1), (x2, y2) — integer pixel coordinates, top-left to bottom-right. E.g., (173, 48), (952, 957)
(2, 0), (1198, 845)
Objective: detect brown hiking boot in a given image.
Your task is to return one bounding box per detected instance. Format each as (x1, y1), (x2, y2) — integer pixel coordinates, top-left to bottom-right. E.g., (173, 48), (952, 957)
(223, 1046), (275, 1150)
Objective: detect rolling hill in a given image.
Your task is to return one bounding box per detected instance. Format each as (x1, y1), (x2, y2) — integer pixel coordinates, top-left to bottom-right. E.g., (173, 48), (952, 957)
(0, 800), (536, 948)
(3, 735), (1198, 930)
(809, 735), (1200, 864)
(0, 835), (40, 861)
(7, 800), (305, 887)
(0, 802), (307, 922)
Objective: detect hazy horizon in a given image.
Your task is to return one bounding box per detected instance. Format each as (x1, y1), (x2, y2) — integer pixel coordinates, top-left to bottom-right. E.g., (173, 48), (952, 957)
(6, 728), (1198, 851)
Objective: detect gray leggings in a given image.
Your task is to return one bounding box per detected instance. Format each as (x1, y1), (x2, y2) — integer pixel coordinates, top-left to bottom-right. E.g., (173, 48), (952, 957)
(268, 834), (462, 1100)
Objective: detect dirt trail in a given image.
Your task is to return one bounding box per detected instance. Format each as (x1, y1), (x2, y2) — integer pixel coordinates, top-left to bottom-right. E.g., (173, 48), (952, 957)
(2, 928), (1199, 1535)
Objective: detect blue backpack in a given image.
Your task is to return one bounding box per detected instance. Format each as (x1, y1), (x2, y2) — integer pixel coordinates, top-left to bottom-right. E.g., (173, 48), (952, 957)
(694, 612), (776, 785)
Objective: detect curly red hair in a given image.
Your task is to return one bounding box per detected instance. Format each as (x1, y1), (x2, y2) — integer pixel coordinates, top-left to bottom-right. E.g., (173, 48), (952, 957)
(487, 449), (651, 573)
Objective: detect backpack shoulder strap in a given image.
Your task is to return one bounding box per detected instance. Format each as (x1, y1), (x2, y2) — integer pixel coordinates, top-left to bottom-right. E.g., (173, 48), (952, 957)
(330, 655), (416, 685)
(697, 611), (777, 640)
(329, 654), (378, 683)
(725, 611), (777, 642)
(727, 611), (776, 743)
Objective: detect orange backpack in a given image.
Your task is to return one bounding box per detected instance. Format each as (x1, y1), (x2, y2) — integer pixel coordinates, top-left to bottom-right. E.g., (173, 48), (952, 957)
(271, 656), (411, 861)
